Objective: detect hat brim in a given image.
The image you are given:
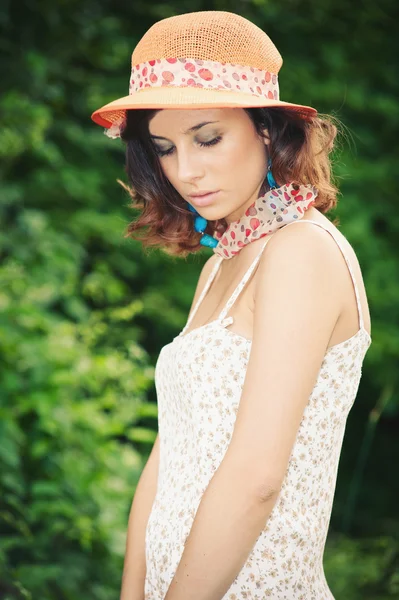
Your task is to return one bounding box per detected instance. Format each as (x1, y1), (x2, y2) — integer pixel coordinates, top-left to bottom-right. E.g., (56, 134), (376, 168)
(91, 86), (317, 129)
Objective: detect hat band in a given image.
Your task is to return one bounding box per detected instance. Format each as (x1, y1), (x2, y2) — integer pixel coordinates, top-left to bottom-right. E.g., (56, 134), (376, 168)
(129, 57), (279, 100)
(103, 57), (280, 138)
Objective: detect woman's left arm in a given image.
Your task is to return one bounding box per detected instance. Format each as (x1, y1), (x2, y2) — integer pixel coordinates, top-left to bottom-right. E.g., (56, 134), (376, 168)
(164, 224), (344, 600)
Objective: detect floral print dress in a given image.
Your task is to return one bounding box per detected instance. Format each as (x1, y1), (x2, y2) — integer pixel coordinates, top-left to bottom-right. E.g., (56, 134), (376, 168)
(144, 220), (372, 599)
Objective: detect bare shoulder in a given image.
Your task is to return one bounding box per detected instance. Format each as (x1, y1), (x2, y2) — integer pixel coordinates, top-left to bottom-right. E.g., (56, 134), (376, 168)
(198, 253), (219, 288)
(203, 251), (220, 272)
(263, 216), (343, 272)
(255, 210), (371, 337)
(187, 253), (220, 319)
(253, 216), (347, 328)
(264, 210), (356, 280)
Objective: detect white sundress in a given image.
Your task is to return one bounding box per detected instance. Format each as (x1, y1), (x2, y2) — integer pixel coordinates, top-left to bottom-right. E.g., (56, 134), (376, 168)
(144, 219), (372, 599)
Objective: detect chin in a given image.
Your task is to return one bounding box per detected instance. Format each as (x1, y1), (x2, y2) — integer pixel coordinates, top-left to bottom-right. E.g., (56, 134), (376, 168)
(193, 205), (223, 219)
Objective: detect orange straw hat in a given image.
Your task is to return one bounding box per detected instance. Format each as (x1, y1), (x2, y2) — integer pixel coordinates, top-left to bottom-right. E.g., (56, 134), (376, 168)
(91, 10), (317, 138)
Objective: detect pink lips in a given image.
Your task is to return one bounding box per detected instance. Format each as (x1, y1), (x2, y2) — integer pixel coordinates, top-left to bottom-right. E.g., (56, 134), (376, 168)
(189, 190), (220, 207)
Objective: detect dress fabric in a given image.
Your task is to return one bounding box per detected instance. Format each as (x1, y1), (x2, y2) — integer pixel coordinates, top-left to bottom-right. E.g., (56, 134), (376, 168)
(144, 220), (372, 600)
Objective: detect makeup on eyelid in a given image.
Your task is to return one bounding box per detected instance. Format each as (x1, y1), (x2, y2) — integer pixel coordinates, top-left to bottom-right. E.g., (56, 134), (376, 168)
(154, 135), (222, 157)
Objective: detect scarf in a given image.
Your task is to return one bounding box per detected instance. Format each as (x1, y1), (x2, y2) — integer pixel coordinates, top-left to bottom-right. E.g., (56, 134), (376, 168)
(212, 182), (318, 259)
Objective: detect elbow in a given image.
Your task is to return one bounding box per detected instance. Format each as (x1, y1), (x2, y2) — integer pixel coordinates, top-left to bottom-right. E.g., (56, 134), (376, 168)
(253, 479), (282, 503)
(223, 449), (283, 503)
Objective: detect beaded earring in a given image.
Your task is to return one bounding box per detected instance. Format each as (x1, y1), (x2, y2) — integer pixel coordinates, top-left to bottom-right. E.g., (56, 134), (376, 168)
(187, 157), (278, 248)
(187, 203), (218, 248)
(266, 156), (278, 189)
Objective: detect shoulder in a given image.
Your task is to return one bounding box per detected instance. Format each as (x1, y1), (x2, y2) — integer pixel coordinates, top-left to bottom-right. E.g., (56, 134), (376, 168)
(203, 252), (220, 273)
(188, 253), (220, 317)
(257, 220), (346, 288)
(264, 219), (340, 261)
(253, 221), (345, 330)
(197, 253), (219, 288)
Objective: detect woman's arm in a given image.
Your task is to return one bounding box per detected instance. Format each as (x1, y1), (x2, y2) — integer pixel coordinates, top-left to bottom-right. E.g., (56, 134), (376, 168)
(120, 433), (160, 600)
(164, 224), (344, 600)
(119, 253), (218, 599)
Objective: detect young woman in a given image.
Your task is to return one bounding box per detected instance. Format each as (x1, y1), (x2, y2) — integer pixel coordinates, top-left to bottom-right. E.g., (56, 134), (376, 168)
(92, 10), (372, 600)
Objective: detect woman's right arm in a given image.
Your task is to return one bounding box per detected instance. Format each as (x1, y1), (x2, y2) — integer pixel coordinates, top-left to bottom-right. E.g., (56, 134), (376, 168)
(119, 433), (160, 600)
(119, 253), (218, 599)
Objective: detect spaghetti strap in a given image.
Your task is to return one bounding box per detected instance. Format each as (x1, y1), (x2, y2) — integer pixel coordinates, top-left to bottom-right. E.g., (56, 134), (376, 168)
(218, 236), (271, 321)
(180, 235), (271, 336)
(180, 256), (223, 336)
(180, 219), (362, 338)
(281, 219), (365, 330)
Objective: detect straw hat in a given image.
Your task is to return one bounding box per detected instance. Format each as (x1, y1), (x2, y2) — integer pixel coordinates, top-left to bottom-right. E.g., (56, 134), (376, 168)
(91, 11), (317, 136)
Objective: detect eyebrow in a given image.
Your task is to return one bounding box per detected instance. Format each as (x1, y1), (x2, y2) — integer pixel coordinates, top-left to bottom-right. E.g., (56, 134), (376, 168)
(149, 121), (220, 140)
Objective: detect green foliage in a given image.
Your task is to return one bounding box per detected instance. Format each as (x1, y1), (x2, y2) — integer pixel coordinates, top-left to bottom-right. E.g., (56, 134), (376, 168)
(324, 534), (399, 599)
(0, 207), (156, 597)
(0, 0), (397, 598)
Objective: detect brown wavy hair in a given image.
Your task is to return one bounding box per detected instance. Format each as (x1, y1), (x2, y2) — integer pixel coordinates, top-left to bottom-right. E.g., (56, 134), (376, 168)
(119, 107), (342, 258)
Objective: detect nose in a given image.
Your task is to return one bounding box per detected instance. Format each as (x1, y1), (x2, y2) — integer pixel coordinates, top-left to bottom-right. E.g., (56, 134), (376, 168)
(176, 146), (204, 183)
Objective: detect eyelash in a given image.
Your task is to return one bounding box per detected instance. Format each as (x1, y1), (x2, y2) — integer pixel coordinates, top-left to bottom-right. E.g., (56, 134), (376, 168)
(154, 136), (222, 157)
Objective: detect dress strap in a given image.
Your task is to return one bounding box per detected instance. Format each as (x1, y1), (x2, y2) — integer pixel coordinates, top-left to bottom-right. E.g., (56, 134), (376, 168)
(180, 255), (223, 335)
(218, 236), (271, 321)
(281, 219), (365, 329)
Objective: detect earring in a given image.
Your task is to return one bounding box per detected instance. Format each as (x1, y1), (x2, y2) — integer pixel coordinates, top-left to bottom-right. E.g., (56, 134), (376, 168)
(267, 157), (278, 189)
(187, 204), (219, 248)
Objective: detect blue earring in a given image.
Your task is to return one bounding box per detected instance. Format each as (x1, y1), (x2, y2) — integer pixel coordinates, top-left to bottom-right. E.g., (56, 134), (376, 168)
(187, 203), (219, 248)
(267, 157), (278, 189)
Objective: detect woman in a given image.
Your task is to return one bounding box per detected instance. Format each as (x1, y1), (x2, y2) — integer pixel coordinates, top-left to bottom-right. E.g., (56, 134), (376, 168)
(91, 10), (372, 600)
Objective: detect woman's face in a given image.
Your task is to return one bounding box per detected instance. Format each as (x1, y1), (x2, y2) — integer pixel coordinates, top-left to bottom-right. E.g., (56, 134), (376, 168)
(148, 108), (270, 224)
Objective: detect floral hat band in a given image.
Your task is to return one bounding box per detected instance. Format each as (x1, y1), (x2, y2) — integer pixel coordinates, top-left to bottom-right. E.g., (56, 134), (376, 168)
(105, 58), (280, 139)
(129, 58), (279, 99)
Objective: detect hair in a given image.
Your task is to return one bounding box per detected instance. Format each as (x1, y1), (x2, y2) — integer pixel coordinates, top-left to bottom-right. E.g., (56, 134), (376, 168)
(119, 106), (343, 258)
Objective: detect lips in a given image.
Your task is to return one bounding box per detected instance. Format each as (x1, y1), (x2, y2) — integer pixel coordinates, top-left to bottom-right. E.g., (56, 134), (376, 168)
(189, 190), (220, 207)
(189, 191), (216, 198)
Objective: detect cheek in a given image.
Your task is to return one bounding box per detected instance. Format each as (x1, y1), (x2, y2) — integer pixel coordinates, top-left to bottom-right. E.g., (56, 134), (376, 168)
(219, 139), (267, 183)
(205, 144), (243, 180)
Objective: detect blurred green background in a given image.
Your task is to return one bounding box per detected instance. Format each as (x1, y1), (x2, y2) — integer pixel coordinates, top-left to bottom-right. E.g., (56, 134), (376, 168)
(0, 0), (398, 598)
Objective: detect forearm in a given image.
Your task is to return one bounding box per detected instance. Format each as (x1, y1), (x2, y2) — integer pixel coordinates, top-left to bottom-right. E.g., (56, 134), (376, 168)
(164, 456), (280, 600)
(120, 438), (160, 600)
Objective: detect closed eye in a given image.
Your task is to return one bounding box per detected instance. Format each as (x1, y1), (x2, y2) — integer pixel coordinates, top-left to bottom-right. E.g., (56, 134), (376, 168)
(154, 136), (222, 157)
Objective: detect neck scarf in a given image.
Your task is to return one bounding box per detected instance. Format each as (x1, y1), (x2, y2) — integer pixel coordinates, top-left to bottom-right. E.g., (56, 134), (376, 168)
(212, 182), (318, 259)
